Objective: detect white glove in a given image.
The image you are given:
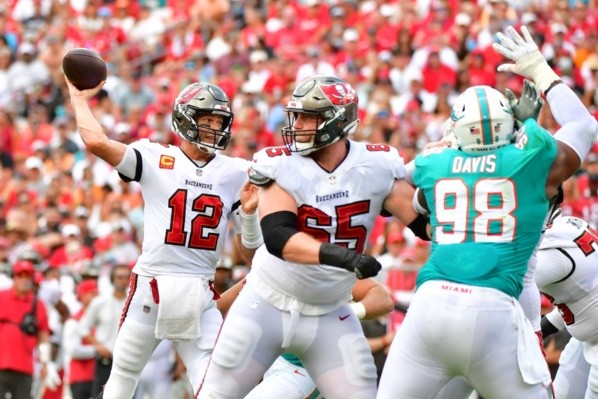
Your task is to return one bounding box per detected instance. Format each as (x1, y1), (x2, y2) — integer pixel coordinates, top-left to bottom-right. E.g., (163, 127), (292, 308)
(492, 26), (561, 93)
(44, 362), (62, 391)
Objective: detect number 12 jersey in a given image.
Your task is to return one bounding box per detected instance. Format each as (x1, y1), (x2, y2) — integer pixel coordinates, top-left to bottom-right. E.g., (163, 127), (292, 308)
(115, 139), (249, 277)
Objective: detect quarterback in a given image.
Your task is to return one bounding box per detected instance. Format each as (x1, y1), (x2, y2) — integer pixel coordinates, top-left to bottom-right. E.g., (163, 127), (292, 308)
(66, 78), (262, 398)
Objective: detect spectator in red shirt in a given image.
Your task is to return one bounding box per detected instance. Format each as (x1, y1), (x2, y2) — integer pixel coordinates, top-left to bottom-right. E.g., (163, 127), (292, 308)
(467, 50), (497, 87)
(421, 48), (457, 93)
(64, 279), (98, 399)
(0, 260), (52, 399)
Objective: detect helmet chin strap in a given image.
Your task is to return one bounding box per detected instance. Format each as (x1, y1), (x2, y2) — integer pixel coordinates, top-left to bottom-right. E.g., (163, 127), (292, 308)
(195, 142), (216, 154)
(295, 135), (317, 155)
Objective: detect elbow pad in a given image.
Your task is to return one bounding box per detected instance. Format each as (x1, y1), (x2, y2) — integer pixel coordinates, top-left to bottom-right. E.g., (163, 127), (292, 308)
(407, 213), (430, 241)
(412, 188), (430, 217)
(260, 211), (299, 259)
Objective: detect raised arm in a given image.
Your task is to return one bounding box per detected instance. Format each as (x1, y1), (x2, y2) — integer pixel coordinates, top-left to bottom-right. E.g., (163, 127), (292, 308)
(65, 78), (127, 166)
(493, 25), (598, 198)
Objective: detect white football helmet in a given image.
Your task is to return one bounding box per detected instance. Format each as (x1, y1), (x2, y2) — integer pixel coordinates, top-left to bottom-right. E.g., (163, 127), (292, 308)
(449, 85), (515, 153)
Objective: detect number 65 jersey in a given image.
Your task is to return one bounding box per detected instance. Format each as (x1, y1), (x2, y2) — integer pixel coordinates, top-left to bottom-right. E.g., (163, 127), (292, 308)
(247, 141), (405, 315)
(115, 139), (249, 278)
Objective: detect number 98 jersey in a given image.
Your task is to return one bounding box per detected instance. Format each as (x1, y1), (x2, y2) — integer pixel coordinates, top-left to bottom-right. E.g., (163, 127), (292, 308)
(247, 141), (405, 315)
(413, 119), (558, 298)
(115, 139), (249, 277)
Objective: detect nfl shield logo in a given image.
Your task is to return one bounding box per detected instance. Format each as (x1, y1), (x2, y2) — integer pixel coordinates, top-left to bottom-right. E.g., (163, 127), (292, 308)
(196, 169), (203, 177)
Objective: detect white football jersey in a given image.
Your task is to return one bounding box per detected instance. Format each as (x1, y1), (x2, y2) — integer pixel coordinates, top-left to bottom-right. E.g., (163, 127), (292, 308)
(115, 140), (249, 277)
(247, 141), (406, 315)
(536, 216), (598, 343)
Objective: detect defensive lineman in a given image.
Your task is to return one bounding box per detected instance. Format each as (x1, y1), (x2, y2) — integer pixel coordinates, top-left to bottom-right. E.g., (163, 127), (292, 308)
(378, 25), (598, 399)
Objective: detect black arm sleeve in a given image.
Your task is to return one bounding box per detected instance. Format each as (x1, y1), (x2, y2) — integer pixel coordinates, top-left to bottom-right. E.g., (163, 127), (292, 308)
(260, 211), (299, 259)
(407, 213), (430, 241)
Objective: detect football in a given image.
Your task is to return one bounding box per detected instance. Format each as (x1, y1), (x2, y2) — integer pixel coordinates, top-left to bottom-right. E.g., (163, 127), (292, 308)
(62, 48), (107, 90)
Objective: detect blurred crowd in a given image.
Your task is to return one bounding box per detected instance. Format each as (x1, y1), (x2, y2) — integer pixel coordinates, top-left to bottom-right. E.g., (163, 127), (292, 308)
(0, 0), (598, 397)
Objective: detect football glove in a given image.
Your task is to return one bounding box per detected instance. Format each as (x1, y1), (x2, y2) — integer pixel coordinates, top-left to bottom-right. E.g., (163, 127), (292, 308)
(493, 26), (561, 94)
(505, 79), (544, 126)
(319, 243), (381, 279)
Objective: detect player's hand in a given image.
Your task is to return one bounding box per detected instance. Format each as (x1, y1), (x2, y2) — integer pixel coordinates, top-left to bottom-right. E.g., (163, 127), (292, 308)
(505, 79), (544, 126)
(240, 181), (259, 215)
(65, 77), (105, 100)
(352, 254), (382, 279)
(319, 243), (381, 279)
(43, 362), (62, 391)
(492, 26), (560, 93)
(423, 135), (458, 153)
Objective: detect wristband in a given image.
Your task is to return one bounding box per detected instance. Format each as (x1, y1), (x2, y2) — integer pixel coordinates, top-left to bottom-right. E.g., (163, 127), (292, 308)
(239, 207), (263, 249)
(39, 342), (51, 364)
(319, 243), (356, 272)
(543, 80), (563, 97)
(350, 301), (366, 320)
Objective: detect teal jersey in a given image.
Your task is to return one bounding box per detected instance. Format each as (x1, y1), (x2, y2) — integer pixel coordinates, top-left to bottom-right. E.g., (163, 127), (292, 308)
(413, 120), (558, 297)
(281, 353), (303, 367)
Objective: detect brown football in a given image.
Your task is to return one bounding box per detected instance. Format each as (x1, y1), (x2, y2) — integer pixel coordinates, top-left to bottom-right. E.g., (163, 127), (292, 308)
(62, 48), (107, 90)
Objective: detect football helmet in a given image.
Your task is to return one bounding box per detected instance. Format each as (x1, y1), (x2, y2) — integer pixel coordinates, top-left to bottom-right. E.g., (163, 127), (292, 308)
(282, 75), (359, 155)
(172, 83), (234, 154)
(450, 85), (515, 153)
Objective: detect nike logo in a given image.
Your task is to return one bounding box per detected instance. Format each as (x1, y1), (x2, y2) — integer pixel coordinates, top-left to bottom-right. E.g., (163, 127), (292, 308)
(293, 369), (305, 377)
(339, 314), (351, 321)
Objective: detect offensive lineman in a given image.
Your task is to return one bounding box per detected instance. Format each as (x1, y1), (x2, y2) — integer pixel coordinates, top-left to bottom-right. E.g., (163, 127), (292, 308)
(536, 215), (598, 398)
(65, 78), (263, 399)
(197, 75), (428, 398)
(378, 26), (598, 399)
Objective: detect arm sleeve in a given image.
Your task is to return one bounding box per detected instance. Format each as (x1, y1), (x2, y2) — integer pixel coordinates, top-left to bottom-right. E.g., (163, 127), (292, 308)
(549, 84), (598, 163)
(115, 145), (143, 182)
(534, 248), (574, 289)
(518, 262), (542, 331)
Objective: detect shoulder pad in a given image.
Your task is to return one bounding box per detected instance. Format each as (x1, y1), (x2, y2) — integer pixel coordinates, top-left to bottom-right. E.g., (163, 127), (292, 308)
(248, 167), (272, 186)
(250, 146), (291, 184)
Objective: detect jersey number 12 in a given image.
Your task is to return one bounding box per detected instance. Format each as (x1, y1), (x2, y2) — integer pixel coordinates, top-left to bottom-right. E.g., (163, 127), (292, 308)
(165, 189), (223, 250)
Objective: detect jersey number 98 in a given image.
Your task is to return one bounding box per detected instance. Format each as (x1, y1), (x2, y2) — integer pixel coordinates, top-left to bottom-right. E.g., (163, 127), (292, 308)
(434, 178), (517, 244)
